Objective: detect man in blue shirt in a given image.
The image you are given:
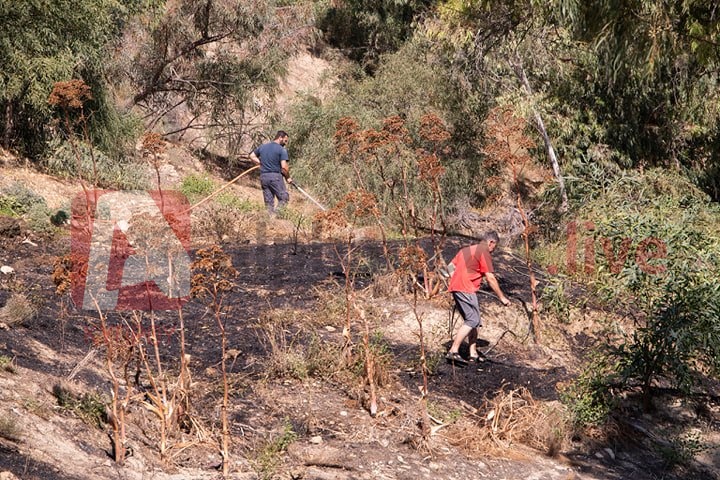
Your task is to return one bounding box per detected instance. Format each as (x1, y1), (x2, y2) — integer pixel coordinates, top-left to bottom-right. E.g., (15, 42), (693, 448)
(249, 130), (294, 214)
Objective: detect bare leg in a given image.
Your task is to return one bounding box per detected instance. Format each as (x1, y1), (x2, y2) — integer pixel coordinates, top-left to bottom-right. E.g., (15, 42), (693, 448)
(467, 327), (478, 358)
(449, 324), (473, 354)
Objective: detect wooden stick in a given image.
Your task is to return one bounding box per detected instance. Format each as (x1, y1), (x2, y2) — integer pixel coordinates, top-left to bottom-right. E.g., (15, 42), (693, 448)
(181, 164), (259, 214)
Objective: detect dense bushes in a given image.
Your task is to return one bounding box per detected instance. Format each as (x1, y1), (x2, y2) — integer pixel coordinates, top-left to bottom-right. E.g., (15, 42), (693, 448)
(538, 168), (720, 412)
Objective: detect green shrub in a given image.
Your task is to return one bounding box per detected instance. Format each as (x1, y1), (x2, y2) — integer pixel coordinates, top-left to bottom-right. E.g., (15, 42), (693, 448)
(559, 353), (617, 427)
(215, 191), (259, 212)
(0, 355), (16, 373)
(52, 385), (107, 428)
(540, 275), (572, 323)
(44, 138), (148, 190)
(657, 431), (710, 469)
(179, 174), (215, 202)
(548, 168), (720, 409)
(255, 417), (297, 479)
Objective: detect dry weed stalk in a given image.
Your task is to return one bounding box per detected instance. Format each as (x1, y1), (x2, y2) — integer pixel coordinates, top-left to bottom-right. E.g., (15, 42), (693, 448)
(417, 114), (451, 299)
(191, 245), (238, 478)
(52, 254), (75, 351)
(314, 194), (382, 416)
(334, 117), (393, 271)
(483, 106), (541, 342)
(86, 297), (133, 464)
(141, 131), (168, 209)
(48, 80), (97, 202)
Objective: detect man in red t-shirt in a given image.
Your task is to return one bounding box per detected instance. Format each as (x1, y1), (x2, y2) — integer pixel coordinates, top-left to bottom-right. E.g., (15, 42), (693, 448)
(446, 231), (510, 365)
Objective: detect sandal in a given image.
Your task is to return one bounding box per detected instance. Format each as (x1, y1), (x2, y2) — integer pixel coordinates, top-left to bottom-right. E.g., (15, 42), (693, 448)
(468, 355), (484, 364)
(446, 351), (468, 365)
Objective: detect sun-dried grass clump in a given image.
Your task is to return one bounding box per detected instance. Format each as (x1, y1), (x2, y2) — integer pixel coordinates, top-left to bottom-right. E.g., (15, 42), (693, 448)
(446, 386), (571, 458)
(0, 294), (36, 328)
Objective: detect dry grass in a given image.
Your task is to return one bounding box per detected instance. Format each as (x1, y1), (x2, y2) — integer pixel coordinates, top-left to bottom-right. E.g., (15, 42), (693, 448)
(257, 309), (343, 381)
(0, 293), (36, 328)
(0, 415), (22, 442)
(446, 386), (571, 458)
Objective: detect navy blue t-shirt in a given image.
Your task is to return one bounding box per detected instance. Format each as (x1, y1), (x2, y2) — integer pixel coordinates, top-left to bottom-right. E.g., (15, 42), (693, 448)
(254, 142), (289, 174)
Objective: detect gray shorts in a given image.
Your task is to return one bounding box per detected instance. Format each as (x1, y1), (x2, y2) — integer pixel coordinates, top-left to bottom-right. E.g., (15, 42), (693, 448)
(452, 292), (482, 328)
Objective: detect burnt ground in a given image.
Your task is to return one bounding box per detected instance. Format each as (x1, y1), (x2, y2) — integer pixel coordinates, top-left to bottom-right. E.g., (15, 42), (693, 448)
(0, 226), (719, 480)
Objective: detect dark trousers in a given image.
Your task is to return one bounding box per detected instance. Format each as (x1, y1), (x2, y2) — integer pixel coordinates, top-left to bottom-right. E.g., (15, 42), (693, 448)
(260, 172), (289, 213)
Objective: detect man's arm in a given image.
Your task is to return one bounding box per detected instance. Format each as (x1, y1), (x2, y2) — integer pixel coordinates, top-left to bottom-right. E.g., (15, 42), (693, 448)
(281, 159), (293, 184)
(249, 151), (261, 165)
(484, 272), (511, 306)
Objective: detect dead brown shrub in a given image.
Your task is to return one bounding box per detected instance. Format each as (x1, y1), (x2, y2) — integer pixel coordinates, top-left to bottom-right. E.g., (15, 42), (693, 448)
(446, 386), (570, 458)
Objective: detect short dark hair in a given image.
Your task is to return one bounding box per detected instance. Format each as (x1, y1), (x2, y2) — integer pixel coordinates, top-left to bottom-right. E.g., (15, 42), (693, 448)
(481, 231), (500, 243)
(274, 130), (288, 140)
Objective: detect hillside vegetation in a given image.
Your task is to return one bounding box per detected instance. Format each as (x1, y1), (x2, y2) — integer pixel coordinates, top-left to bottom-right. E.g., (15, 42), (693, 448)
(1, 1), (720, 479)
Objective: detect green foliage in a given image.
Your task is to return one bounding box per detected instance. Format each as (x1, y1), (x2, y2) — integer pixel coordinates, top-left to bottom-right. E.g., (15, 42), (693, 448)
(657, 430), (711, 469)
(558, 353), (617, 427)
(52, 385), (107, 428)
(0, 355), (15, 373)
(0, 183), (46, 215)
(317, 0), (433, 71)
(540, 275), (571, 323)
(0, 0), (142, 156)
(0, 183), (63, 235)
(427, 401), (462, 424)
(288, 40), (487, 221)
(255, 417), (297, 479)
(44, 138), (148, 190)
(548, 168), (720, 403)
(179, 174), (215, 202)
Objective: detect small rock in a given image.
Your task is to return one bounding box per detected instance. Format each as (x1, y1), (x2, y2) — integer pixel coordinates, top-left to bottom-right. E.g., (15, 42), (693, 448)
(309, 435), (322, 444)
(0, 266), (14, 275)
(604, 447), (615, 460)
(594, 451), (604, 459)
(339, 410), (347, 416)
(324, 325), (336, 332)
(0, 471), (20, 480)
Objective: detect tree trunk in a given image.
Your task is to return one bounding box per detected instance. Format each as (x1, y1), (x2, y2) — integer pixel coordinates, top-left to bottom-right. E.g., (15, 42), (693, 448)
(3, 102), (12, 149)
(514, 59), (569, 213)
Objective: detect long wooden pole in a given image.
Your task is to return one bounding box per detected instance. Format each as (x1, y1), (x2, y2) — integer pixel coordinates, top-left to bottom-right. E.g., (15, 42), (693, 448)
(181, 164), (259, 214)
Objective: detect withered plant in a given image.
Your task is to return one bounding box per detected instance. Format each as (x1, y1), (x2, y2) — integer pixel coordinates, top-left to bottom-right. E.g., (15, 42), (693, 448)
(416, 113), (451, 298)
(191, 245), (238, 478)
(84, 298), (135, 464)
(483, 106), (541, 342)
(313, 192), (382, 416)
(397, 244), (433, 447)
(334, 117), (394, 271)
(48, 80), (97, 196)
(141, 131), (168, 209)
(52, 254), (76, 350)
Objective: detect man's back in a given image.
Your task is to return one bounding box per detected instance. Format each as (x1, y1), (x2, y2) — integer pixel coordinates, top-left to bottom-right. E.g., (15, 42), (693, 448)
(255, 142), (288, 174)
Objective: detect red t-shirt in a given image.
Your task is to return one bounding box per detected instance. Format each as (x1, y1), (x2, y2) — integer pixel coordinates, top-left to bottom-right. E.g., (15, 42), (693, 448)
(448, 244), (494, 293)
